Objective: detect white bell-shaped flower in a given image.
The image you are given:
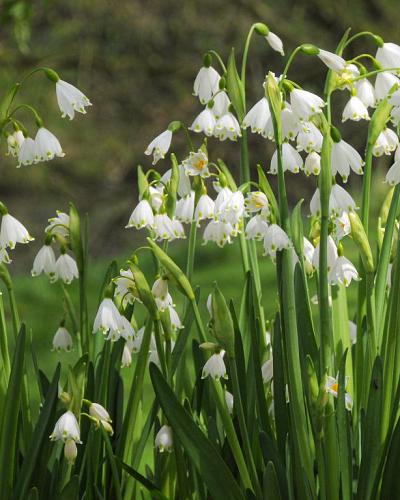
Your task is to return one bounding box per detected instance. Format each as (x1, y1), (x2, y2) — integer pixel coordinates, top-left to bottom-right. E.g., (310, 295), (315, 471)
(349, 321), (357, 344)
(89, 402), (112, 423)
(245, 191), (269, 214)
(50, 410), (81, 443)
(212, 91), (231, 119)
(153, 213), (177, 241)
(160, 165), (191, 198)
(270, 143), (303, 174)
(225, 391), (234, 414)
(7, 130), (25, 157)
(331, 139), (364, 182)
(202, 351), (227, 379)
(203, 220), (236, 247)
(376, 42), (400, 71)
(46, 211), (70, 237)
(35, 128), (64, 162)
(193, 66), (220, 104)
(312, 235), (338, 271)
(263, 224), (291, 259)
(325, 375), (353, 411)
(169, 306), (183, 330)
(245, 215), (269, 240)
(56, 79), (92, 120)
(189, 108), (216, 136)
(342, 95), (370, 122)
(373, 128), (399, 157)
(290, 88), (325, 121)
(375, 72), (400, 101)
(303, 237), (315, 273)
(280, 103), (299, 140)
(93, 297), (123, 337)
(17, 137), (37, 166)
(175, 191), (195, 223)
(214, 112), (241, 141)
(182, 150), (210, 177)
(118, 316), (136, 342)
(64, 438), (78, 464)
(155, 424), (174, 452)
(152, 277), (173, 311)
(317, 49), (346, 72)
(126, 199), (154, 229)
(52, 326), (73, 352)
(261, 358), (274, 383)
(385, 159), (400, 185)
(355, 78), (376, 108)
(242, 97), (271, 134)
(334, 211), (351, 240)
(330, 184), (357, 215)
(215, 190), (244, 225)
(265, 31), (284, 55)
(329, 255), (359, 287)
(121, 344), (132, 368)
(55, 253), (79, 284)
(0, 213), (33, 249)
(296, 121), (323, 153)
(114, 269), (140, 306)
(31, 244), (57, 280)
(145, 129), (172, 165)
(194, 194), (215, 222)
(304, 151), (321, 176)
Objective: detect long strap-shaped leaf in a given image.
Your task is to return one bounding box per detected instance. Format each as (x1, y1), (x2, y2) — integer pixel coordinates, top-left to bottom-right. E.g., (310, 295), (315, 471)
(150, 363), (245, 500)
(0, 323), (26, 497)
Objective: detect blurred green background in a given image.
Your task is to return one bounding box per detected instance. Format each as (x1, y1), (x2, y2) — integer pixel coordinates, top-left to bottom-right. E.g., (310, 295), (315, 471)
(0, 0), (396, 369)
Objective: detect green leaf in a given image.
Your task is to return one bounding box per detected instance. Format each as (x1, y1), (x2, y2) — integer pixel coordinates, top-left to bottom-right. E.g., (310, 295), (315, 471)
(257, 164), (279, 222)
(68, 354), (88, 416)
(116, 458), (168, 498)
(290, 199), (304, 256)
(59, 475), (80, 500)
(367, 97), (392, 147)
(150, 363), (245, 500)
(13, 364), (61, 500)
(263, 461), (283, 500)
(216, 159), (237, 191)
(381, 408), (400, 498)
(226, 48), (245, 120)
(211, 283), (235, 356)
(0, 324), (26, 497)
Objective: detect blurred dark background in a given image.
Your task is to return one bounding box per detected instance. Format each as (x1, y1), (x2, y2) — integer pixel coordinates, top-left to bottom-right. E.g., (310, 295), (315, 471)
(0, 0), (397, 268)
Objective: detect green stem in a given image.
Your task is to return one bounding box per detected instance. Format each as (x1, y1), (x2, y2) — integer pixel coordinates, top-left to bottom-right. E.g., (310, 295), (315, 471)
(0, 292), (10, 380)
(241, 24), (257, 91)
(186, 222), (197, 284)
(280, 46), (303, 82)
(360, 146), (374, 233)
(343, 31), (379, 49)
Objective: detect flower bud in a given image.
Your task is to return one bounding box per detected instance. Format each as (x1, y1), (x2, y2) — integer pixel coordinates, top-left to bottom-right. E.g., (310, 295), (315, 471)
(218, 77), (226, 90)
(254, 22), (269, 36)
(64, 438), (77, 464)
(128, 262), (159, 319)
(300, 43), (319, 55)
(155, 425), (173, 452)
(330, 125), (342, 143)
(372, 35), (384, 48)
(348, 212), (374, 272)
(211, 284), (235, 357)
(44, 68), (60, 82)
(203, 53), (212, 68)
(167, 120), (181, 133)
(199, 341), (220, 351)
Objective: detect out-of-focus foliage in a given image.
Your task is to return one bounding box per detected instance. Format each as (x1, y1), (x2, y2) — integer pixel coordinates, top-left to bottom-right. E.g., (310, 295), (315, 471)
(0, 0), (398, 257)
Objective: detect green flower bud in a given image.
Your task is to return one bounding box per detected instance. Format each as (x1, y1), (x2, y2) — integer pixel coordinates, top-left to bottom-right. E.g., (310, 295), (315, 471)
(348, 212), (375, 273)
(330, 125), (342, 143)
(372, 35), (384, 48)
(199, 342), (220, 352)
(128, 261), (159, 319)
(44, 68), (60, 82)
(306, 355), (319, 405)
(203, 53), (212, 68)
(254, 22), (269, 37)
(211, 284), (235, 357)
(300, 43), (319, 56)
(218, 76), (226, 90)
(0, 201), (8, 215)
(167, 120), (181, 133)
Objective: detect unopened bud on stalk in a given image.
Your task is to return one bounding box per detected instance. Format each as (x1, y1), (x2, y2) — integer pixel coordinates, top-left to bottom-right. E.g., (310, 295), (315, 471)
(330, 125), (342, 143)
(379, 187), (394, 227)
(372, 35), (384, 48)
(199, 342), (220, 351)
(300, 43), (319, 55)
(348, 212), (375, 273)
(137, 165), (149, 199)
(203, 53), (212, 68)
(306, 355), (319, 405)
(129, 262), (159, 319)
(64, 438), (77, 464)
(265, 72), (283, 138)
(167, 121), (181, 133)
(211, 284), (235, 357)
(44, 68), (60, 82)
(219, 77), (226, 90)
(254, 23), (269, 36)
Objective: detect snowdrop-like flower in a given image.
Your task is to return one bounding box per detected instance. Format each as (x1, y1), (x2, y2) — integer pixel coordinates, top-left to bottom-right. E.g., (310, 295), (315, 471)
(262, 358), (273, 383)
(212, 91), (231, 119)
(304, 151), (321, 176)
(89, 402), (113, 434)
(376, 42), (400, 71)
(330, 184), (357, 215)
(265, 31), (284, 55)
(329, 256), (359, 286)
(194, 194), (215, 222)
(52, 326), (73, 352)
(355, 78), (376, 108)
(242, 97), (271, 134)
(161, 165), (191, 198)
(303, 237), (315, 274)
(152, 277), (173, 311)
(145, 129), (172, 165)
(148, 185), (164, 212)
(263, 224), (291, 259)
(325, 376), (353, 410)
(312, 236), (338, 271)
(334, 211), (351, 240)
(31, 244), (57, 280)
(342, 96), (370, 122)
(331, 140), (364, 182)
(245, 191), (270, 215)
(203, 220), (236, 247)
(386, 159), (400, 185)
(280, 103), (299, 140)
(93, 297), (123, 337)
(129, 326), (150, 354)
(35, 128), (65, 162)
(119, 316), (135, 342)
(153, 213), (178, 241)
(349, 321), (357, 344)
(391, 106), (400, 125)
(169, 306), (183, 330)
(182, 150), (210, 177)
(202, 351), (227, 379)
(225, 391), (234, 414)
(55, 253), (79, 284)
(0, 213), (34, 249)
(337, 63), (359, 89)
(375, 72), (400, 101)
(17, 137), (37, 166)
(50, 411), (81, 443)
(270, 143), (303, 174)
(121, 344), (132, 368)
(296, 121), (323, 153)
(290, 88), (325, 121)
(126, 199), (154, 229)
(46, 211), (70, 237)
(214, 112), (241, 141)
(189, 108), (216, 136)
(373, 128), (399, 157)
(317, 49), (346, 72)
(7, 130), (25, 157)
(215, 190), (245, 225)
(155, 425), (173, 453)
(245, 215), (269, 240)
(193, 65), (220, 104)
(175, 191), (195, 223)
(64, 438), (78, 464)
(56, 80), (91, 120)
(114, 269), (140, 306)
